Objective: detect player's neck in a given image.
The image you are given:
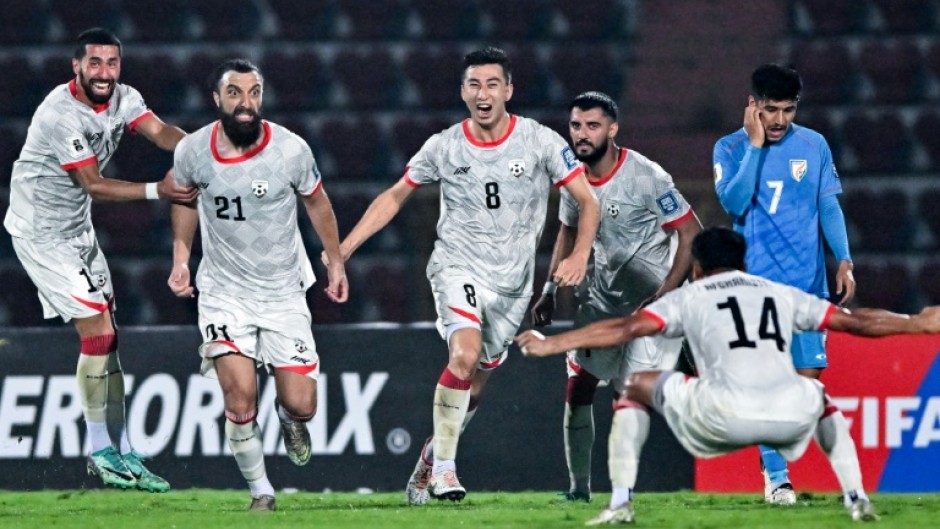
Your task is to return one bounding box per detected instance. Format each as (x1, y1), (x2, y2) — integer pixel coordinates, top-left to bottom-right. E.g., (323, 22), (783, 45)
(585, 144), (622, 181)
(467, 113), (511, 143)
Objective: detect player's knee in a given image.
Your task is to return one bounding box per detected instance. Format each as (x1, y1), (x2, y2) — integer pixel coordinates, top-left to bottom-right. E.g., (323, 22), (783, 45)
(79, 334), (117, 356)
(566, 373), (599, 406)
(225, 407), (258, 425)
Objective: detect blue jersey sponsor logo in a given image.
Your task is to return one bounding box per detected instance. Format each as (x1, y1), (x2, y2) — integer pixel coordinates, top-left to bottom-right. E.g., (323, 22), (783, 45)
(561, 146), (577, 170)
(656, 191), (680, 216)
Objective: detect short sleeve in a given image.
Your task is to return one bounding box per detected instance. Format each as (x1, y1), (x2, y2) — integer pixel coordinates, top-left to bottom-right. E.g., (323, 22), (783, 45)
(404, 133), (443, 187)
(787, 284), (836, 331)
(173, 135), (194, 187)
(120, 86), (153, 131)
(643, 289), (686, 339)
(641, 163), (693, 229)
(538, 125), (583, 188)
(558, 186), (579, 226)
(294, 139), (322, 196)
(52, 115), (97, 171)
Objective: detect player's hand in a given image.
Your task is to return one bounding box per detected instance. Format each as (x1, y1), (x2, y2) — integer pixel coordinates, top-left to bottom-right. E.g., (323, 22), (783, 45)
(514, 330), (556, 357)
(553, 256), (587, 288)
(167, 263), (194, 298)
(157, 169), (199, 202)
(835, 260), (856, 306)
(744, 99), (765, 148)
(321, 241), (351, 267)
(915, 306), (940, 333)
(531, 293), (555, 327)
(324, 260), (348, 303)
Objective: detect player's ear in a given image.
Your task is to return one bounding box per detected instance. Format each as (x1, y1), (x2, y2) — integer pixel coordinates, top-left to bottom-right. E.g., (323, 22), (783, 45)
(212, 91), (221, 108)
(609, 121), (619, 139)
(505, 82), (513, 102)
(72, 58), (81, 76)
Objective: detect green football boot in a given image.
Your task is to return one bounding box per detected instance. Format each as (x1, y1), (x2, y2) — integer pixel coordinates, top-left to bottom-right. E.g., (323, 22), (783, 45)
(87, 446), (136, 489)
(123, 451), (171, 493)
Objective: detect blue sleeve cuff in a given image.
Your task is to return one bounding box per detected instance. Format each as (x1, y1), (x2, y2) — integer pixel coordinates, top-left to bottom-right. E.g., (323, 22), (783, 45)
(820, 194), (851, 263)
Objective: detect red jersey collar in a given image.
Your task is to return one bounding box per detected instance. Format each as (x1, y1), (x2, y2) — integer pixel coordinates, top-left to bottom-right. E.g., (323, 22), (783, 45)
(585, 147), (628, 187)
(68, 79), (110, 114)
(462, 114), (517, 148)
(211, 120), (272, 164)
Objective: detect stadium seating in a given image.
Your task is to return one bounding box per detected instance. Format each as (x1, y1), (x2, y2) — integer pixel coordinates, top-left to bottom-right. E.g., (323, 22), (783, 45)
(0, 267), (47, 327)
(121, 54), (190, 114)
(841, 113), (911, 173)
(857, 41), (927, 103)
(870, 0), (937, 33)
(123, 0), (193, 42)
(411, 0), (484, 40)
(842, 188), (912, 252)
(0, 2), (50, 45)
(913, 111), (940, 171)
(917, 260), (940, 304)
(917, 188), (940, 248)
(332, 49), (404, 109)
(49, 0), (124, 42)
(337, 0), (411, 40)
(788, 42), (857, 104)
(794, 0), (870, 35)
(189, 0), (263, 41)
(262, 50), (333, 111)
(400, 47), (466, 110)
(479, 0), (555, 41)
(851, 262), (912, 312)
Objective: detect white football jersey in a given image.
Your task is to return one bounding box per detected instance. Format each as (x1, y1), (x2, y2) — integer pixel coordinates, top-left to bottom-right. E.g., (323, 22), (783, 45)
(5, 80), (152, 239)
(560, 147), (693, 313)
(405, 115), (583, 297)
(643, 270), (835, 420)
(174, 120), (319, 301)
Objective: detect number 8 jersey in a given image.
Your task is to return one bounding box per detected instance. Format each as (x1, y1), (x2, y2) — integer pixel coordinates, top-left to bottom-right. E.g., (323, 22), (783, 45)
(173, 120), (320, 301)
(642, 269), (836, 421)
(404, 115), (584, 297)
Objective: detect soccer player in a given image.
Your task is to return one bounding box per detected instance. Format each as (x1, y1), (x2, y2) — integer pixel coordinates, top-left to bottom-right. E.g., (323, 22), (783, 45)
(713, 63), (857, 504)
(3, 27), (196, 492)
(517, 227), (940, 524)
(167, 59), (348, 512)
(330, 47), (600, 503)
(530, 91), (701, 502)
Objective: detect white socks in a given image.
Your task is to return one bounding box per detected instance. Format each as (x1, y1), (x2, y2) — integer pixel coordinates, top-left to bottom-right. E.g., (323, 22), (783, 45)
(608, 405), (650, 508)
(816, 409), (864, 495)
(226, 419), (274, 498)
(77, 353), (110, 452)
(432, 369), (471, 466)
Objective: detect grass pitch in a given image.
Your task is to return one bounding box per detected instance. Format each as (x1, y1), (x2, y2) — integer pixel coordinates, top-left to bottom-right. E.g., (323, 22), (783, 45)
(1, 489), (938, 529)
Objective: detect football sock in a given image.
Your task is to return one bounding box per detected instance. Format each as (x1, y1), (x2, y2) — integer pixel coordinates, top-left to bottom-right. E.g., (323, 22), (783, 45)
(424, 395), (478, 462)
(816, 400), (864, 495)
(610, 487), (633, 509)
(77, 337), (113, 452)
(564, 402), (594, 494)
(432, 367), (470, 465)
(759, 445), (790, 488)
(226, 418), (271, 494)
(105, 350), (131, 454)
(608, 400), (649, 508)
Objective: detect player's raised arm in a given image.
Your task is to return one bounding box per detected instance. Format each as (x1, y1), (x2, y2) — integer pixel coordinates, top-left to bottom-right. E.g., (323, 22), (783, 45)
(553, 174), (599, 287)
(303, 187), (348, 303)
(132, 113), (186, 152)
(517, 310), (662, 357)
(336, 177), (417, 262)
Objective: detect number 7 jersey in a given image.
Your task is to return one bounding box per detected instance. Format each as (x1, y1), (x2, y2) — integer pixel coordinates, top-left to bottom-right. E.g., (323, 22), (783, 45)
(404, 115), (584, 297)
(173, 120), (320, 301)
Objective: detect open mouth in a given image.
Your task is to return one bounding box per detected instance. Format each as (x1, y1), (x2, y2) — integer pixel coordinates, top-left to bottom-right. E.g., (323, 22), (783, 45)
(90, 80), (113, 92)
(234, 110), (256, 123)
(476, 104), (493, 118)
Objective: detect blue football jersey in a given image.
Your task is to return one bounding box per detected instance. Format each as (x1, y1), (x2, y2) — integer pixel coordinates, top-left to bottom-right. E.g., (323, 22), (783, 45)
(713, 124), (841, 297)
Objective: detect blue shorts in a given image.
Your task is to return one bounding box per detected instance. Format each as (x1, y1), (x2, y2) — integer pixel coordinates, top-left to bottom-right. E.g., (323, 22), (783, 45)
(791, 331), (827, 369)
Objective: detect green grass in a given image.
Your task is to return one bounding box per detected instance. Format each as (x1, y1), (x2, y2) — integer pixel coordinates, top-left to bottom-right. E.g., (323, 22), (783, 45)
(1, 489), (938, 529)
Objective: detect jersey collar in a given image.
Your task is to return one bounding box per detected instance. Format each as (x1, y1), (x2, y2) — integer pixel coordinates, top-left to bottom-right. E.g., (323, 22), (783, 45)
(585, 147), (628, 187)
(462, 114), (517, 148)
(211, 120), (273, 164)
(68, 79), (110, 114)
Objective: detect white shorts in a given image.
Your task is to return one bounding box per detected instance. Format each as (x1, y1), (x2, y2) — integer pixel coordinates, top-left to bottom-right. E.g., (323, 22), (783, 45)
(655, 372), (823, 460)
(10, 230), (114, 322)
(429, 269), (529, 370)
(197, 292), (320, 380)
(566, 302), (682, 387)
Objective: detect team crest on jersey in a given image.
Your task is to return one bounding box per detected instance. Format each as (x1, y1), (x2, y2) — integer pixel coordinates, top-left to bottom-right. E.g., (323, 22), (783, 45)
(251, 179), (268, 198)
(606, 203), (620, 218)
(294, 339), (308, 353)
(790, 160), (808, 182)
(508, 159), (526, 177)
(656, 191), (680, 215)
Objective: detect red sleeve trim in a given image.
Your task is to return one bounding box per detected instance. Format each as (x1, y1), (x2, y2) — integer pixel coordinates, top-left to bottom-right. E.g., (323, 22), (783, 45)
(555, 165), (585, 189)
(128, 110), (154, 132)
(661, 208), (695, 230)
(818, 304), (837, 331)
(640, 308), (667, 333)
(403, 167), (421, 188)
(301, 179), (323, 197)
(61, 156), (98, 171)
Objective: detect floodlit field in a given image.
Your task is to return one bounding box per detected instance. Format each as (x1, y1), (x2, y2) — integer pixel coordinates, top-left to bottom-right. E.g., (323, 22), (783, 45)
(1, 490), (938, 529)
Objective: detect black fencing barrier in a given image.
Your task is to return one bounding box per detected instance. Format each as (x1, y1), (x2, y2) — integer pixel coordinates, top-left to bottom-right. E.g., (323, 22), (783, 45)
(0, 324), (692, 492)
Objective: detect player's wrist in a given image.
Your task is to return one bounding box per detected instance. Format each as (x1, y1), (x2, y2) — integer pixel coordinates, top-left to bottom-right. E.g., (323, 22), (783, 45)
(542, 281), (558, 295)
(145, 182), (159, 200)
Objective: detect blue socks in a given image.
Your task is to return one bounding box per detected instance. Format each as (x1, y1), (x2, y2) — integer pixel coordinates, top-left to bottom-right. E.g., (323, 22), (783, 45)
(760, 445), (790, 487)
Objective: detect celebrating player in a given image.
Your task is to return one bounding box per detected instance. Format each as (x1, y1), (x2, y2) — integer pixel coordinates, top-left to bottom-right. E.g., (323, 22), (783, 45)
(3, 27), (196, 492)
(330, 47), (600, 503)
(530, 91), (701, 502)
(167, 59), (348, 511)
(517, 227), (940, 524)
(713, 64), (857, 504)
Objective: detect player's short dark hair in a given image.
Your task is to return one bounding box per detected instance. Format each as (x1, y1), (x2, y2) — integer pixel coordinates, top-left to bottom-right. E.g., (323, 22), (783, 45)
(463, 47), (512, 84)
(750, 63), (802, 102)
(692, 227), (747, 273)
(210, 59), (263, 93)
(569, 91), (619, 120)
(74, 28), (122, 60)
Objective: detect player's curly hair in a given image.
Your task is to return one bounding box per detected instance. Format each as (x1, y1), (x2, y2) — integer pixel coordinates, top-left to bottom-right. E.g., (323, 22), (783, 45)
(751, 63), (802, 102)
(74, 28), (122, 60)
(692, 227), (746, 273)
(569, 91), (619, 120)
(463, 47), (512, 84)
